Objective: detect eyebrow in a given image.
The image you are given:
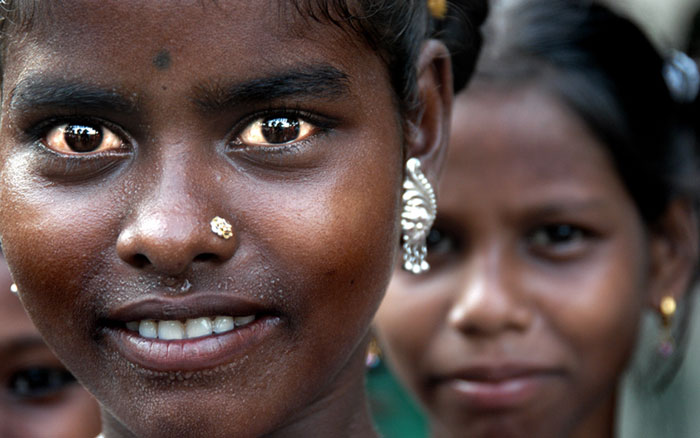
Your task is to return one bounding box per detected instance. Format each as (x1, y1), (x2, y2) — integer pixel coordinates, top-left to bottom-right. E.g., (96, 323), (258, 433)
(7, 64), (351, 115)
(9, 78), (138, 114)
(0, 335), (50, 356)
(192, 64), (351, 111)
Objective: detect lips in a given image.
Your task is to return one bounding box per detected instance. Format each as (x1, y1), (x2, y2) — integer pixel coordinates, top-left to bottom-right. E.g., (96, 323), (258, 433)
(102, 293), (281, 372)
(435, 364), (564, 411)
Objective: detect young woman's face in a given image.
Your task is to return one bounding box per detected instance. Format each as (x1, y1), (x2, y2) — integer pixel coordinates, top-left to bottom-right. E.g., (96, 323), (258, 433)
(376, 87), (655, 438)
(0, 255), (101, 438)
(0, 1), (405, 436)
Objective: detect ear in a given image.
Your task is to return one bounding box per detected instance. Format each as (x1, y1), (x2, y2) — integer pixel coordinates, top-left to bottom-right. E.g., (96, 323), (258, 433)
(647, 199), (699, 311)
(404, 39), (453, 188)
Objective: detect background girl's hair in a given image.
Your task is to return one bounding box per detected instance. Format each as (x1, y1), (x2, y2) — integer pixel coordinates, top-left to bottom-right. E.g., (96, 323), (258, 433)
(0, 0), (489, 120)
(461, 0), (699, 223)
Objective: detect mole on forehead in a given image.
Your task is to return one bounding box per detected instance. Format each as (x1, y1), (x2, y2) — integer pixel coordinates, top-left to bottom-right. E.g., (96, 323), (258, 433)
(152, 49), (171, 70)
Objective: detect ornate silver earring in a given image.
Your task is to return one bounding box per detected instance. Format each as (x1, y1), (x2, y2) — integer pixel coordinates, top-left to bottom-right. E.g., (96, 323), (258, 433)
(401, 158), (436, 274)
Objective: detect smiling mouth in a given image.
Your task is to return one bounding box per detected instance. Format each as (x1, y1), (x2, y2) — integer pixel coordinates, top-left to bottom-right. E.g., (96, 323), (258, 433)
(102, 294), (280, 372)
(125, 315), (256, 341)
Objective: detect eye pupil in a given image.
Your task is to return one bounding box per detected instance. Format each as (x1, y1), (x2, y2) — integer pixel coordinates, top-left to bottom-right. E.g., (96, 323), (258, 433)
(64, 124), (103, 153)
(261, 118), (300, 144)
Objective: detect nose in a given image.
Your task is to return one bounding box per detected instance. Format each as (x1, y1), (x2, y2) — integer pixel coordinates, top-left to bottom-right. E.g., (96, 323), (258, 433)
(447, 252), (532, 336)
(116, 164), (237, 277)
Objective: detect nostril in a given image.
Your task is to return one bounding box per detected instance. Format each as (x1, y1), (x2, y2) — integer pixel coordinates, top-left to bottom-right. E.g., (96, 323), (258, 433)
(131, 254), (150, 268)
(193, 253), (218, 263)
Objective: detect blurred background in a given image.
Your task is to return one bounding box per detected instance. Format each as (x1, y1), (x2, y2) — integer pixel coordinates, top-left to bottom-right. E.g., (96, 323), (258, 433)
(367, 1), (700, 437)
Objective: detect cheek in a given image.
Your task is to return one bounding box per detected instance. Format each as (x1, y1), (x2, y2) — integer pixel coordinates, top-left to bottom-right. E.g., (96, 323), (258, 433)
(0, 172), (118, 340)
(259, 164), (402, 317)
(536, 243), (649, 392)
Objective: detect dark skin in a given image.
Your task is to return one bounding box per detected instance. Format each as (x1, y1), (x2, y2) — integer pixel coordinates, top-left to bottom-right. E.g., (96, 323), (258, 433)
(0, 1), (452, 437)
(376, 85), (698, 438)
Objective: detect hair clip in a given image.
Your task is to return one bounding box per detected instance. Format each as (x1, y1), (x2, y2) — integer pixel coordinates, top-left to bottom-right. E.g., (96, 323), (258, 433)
(663, 50), (700, 103)
(428, 0), (447, 19)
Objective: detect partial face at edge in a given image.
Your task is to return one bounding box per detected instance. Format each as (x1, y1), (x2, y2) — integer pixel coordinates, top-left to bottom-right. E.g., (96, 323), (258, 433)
(0, 1), (406, 437)
(0, 254), (101, 438)
(376, 86), (654, 438)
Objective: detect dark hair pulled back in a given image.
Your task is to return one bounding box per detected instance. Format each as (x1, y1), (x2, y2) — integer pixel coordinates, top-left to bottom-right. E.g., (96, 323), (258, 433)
(469, 0), (698, 223)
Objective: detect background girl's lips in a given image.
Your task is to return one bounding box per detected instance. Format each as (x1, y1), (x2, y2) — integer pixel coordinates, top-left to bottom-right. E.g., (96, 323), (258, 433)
(435, 365), (565, 411)
(106, 315), (280, 372)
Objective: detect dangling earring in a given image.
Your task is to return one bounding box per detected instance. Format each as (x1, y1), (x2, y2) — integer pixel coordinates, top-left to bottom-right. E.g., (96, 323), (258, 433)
(365, 336), (382, 369)
(10, 283), (18, 295)
(658, 296), (677, 357)
(401, 158), (437, 275)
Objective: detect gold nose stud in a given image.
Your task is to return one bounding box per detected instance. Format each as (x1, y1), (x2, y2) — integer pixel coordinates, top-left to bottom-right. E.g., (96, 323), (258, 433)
(210, 216), (233, 240)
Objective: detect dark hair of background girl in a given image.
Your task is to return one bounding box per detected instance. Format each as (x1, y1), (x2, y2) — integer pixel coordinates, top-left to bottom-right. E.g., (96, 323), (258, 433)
(456, 0), (698, 223)
(0, 0), (488, 124)
(450, 0), (699, 390)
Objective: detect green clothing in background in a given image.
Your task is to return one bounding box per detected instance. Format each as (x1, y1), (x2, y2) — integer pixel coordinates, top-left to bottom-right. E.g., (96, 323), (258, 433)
(367, 362), (427, 438)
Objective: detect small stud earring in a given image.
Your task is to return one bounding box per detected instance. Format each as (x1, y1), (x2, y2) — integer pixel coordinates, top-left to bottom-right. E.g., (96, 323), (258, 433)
(658, 296), (677, 357)
(401, 158), (436, 274)
(210, 216), (233, 240)
(10, 283), (18, 295)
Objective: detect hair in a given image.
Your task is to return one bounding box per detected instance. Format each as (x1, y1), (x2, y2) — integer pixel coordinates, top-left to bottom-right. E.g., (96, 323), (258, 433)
(0, 0), (488, 121)
(453, 0), (699, 224)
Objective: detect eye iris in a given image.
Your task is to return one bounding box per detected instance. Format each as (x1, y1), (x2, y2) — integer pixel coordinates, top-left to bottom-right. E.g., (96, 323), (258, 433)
(549, 225), (578, 243)
(64, 124), (103, 152)
(261, 118), (300, 144)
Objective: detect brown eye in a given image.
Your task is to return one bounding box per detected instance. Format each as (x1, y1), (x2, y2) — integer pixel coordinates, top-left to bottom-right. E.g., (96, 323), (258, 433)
(238, 117), (316, 147)
(44, 123), (124, 155)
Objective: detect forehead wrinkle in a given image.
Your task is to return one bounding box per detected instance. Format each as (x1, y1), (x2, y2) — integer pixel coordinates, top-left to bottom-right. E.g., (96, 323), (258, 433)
(191, 63), (351, 111)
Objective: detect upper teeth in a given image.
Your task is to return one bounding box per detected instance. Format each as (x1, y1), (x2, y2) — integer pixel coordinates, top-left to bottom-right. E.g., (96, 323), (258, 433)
(126, 315), (255, 340)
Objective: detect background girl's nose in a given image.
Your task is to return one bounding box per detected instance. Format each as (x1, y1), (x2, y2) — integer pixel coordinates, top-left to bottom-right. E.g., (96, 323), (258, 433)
(116, 210), (237, 276)
(447, 261), (532, 336)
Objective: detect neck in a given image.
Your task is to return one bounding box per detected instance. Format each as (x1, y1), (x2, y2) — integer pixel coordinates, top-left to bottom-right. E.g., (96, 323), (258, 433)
(571, 390), (617, 438)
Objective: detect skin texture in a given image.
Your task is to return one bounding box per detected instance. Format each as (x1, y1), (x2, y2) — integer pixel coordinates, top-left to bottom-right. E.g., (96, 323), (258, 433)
(0, 1), (451, 437)
(0, 254), (101, 438)
(375, 85), (697, 438)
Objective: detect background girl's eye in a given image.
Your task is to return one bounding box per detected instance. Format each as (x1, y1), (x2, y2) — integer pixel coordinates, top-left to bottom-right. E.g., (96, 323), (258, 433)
(527, 224), (594, 260)
(238, 116), (316, 146)
(44, 123), (123, 155)
(530, 224), (584, 246)
(425, 225), (461, 265)
(7, 366), (77, 400)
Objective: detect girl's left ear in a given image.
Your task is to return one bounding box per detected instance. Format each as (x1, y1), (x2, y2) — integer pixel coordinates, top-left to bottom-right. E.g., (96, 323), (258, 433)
(405, 39), (453, 187)
(647, 199), (699, 310)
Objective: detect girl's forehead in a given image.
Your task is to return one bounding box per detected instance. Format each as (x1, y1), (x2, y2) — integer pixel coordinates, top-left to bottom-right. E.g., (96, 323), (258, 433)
(5, 0), (363, 75)
(2, 0), (378, 105)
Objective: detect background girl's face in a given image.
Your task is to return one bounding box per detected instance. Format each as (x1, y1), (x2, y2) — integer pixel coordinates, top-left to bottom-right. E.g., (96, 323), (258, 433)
(0, 1), (405, 436)
(0, 255), (101, 438)
(376, 86), (656, 438)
